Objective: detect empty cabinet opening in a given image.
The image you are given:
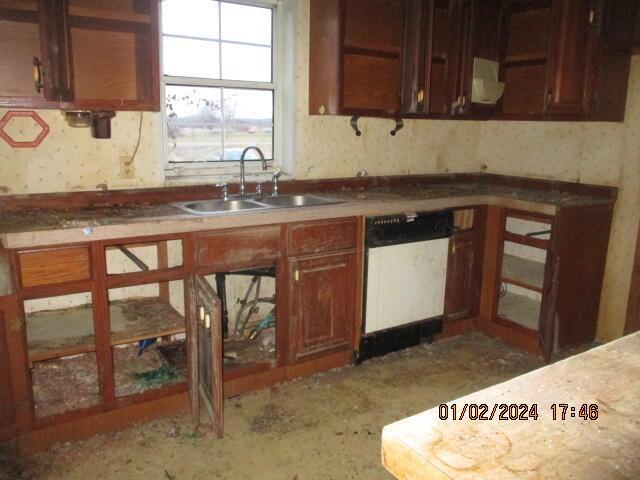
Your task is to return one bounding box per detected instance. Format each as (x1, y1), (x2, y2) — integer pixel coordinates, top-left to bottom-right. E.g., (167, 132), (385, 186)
(105, 239), (183, 275)
(24, 292), (100, 418)
(204, 266), (277, 373)
(505, 216), (552, 240)
(108, 281), (187, 398)
(497, 212), (551, 333)
(500, 1), (553, 115)
(68, 0), (154, 103)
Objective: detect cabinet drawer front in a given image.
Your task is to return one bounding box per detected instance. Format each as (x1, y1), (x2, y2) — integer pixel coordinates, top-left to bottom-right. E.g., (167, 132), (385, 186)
(18, 246), (91, 288)
(288, 218), (358, 256)
(197, 225), (281, 271)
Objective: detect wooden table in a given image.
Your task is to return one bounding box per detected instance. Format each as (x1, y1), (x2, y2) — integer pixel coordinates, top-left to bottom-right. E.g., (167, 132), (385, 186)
(382, 333), (640, 479)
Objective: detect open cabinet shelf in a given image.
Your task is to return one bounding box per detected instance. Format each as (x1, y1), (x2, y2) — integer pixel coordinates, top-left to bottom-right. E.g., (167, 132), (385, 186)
(109, 298), (185, 347)
(26, 302), (95, 363)
(497, 290), (541, 332)
(26, 298), (185, 362)
(501, 254), (545, 292)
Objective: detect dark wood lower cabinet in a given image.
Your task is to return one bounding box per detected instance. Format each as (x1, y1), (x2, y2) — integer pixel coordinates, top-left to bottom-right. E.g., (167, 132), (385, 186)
(0, 296), (29, 443)
(288, 250), (357, 363)
(444, 231), (482, 322)
(444, 208), (485, 324)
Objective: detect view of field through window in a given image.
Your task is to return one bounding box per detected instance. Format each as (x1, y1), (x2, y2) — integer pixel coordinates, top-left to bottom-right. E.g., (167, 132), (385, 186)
(162, 0), (274, 164)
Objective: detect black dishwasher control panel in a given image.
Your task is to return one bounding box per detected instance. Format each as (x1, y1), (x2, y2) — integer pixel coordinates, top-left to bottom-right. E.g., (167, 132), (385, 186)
(365, 210), (453, 248)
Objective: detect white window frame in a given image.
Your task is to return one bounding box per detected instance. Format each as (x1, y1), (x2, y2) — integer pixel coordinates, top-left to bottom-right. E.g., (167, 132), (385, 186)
(160, 0), (284, 182)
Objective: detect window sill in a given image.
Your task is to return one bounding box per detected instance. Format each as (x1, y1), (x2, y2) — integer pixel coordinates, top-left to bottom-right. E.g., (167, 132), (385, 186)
(164, 167), (292, 187)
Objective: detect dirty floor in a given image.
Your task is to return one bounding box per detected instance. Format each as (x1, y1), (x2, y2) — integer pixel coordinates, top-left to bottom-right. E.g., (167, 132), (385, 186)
(1, 333), (544, 480)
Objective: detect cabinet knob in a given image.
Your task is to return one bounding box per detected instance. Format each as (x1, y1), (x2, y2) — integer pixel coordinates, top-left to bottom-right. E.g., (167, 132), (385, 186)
(295, 270), (299, 282)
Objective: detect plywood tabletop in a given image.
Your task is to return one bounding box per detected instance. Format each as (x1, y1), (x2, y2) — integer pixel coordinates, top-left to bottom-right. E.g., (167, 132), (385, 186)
(381, 332), (640, 479)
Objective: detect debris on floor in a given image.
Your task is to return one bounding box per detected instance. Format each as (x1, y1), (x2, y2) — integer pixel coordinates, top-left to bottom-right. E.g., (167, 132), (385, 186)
(7, 333), (544, 480)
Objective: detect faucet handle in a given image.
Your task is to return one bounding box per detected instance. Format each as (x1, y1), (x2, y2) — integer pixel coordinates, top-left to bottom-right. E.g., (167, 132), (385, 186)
(255, 180), (263, 196)
(215, 183), (229, 201)
(271, 170), (281, 197)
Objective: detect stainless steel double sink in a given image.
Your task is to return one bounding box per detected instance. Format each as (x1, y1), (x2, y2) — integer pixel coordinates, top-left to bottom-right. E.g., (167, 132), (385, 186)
(174, 194), (344, 215)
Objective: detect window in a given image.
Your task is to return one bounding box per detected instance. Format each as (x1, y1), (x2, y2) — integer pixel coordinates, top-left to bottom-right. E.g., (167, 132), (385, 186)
(161, 0), (277, 176)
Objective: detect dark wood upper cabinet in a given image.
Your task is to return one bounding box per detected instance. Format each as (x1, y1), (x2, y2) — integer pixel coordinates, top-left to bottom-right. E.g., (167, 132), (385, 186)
(0, 0), (159, 111)
(497, 0), (632, 120)
(544, 0), (600, 116)
(600, 0), (640, 52)
(401, 0), (456, 116)
(498, 0), (554, 116)
(310, 0), (634, 122)
(0, 0), (57, 108)
(309, 0), (405, 117)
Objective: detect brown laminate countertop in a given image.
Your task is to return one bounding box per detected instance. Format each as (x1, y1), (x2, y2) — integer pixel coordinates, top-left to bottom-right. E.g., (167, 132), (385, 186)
(0, 183), (614, 249)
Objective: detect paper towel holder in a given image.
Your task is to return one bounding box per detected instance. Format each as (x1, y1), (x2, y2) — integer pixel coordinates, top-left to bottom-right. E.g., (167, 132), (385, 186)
(471, 58), (505, 105)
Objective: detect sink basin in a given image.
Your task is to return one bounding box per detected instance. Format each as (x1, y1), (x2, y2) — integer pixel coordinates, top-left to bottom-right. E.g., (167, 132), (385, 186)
(176, 199), (266, 215)
(174, 194), (343, 215)
(255, 194), (342, 208)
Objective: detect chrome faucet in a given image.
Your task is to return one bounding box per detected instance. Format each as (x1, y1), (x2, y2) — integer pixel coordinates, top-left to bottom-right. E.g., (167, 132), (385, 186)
(239, 146), (267, 197)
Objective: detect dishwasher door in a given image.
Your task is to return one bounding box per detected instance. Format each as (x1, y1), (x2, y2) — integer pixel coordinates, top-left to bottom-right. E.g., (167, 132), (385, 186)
(364, 238), (449, 334)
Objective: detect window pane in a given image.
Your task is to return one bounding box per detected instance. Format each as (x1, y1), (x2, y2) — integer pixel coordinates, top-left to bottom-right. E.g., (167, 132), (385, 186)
(220, 2), (272, 45)
(166, 85), (223, 163)
(163, 37), (220, 79)
(223, 89), (273, 160)
(221, 43), (271, 82)
(162, 0), (219, 40)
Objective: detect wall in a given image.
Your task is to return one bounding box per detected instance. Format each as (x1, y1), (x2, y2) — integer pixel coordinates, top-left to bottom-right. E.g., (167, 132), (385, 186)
(0, 1), (638, 342)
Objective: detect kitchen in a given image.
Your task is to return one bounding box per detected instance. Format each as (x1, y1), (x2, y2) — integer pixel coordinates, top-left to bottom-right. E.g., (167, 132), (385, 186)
(0, 0), (639, 478)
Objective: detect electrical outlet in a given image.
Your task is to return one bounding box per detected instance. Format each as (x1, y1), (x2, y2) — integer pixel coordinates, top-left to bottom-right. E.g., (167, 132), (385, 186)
(119, 155), (135, 179)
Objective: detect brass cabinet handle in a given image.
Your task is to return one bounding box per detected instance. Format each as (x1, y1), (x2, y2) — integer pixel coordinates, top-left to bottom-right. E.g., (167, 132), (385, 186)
(32, 56), (43, 93)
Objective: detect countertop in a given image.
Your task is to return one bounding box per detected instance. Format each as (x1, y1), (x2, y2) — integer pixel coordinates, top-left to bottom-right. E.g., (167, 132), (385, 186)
(0, 183), (613, 249)
(381, 332), (640, 479)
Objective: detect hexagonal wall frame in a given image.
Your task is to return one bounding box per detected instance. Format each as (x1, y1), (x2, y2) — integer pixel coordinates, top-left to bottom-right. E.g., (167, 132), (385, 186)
(0, 110), (50, 148)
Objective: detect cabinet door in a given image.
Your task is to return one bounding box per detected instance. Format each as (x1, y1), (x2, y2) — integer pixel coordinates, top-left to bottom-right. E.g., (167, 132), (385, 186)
(189, 276), (223, 437)
(449, 0), (474, 115)
(0, 1), (60, 108)
(444, 231), (482, 322)
(544, 0), (600, 116)
(538, 249), (559, 362)
(288, 251), (356, 363)
(0, 296), (29, 443)
(38, 0), (73, 102)
(401, 0), (455, 115)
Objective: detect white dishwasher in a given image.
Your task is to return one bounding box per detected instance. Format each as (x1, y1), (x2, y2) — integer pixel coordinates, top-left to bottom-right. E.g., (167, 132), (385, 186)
(358, 211), (453, 362)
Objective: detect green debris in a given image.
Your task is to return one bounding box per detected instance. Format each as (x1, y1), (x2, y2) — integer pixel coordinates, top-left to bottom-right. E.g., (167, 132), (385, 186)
(132, 364), (181, 389)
